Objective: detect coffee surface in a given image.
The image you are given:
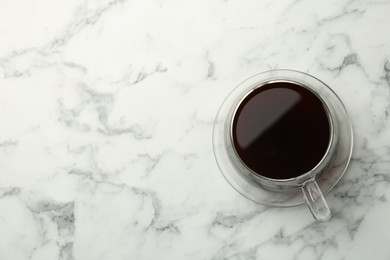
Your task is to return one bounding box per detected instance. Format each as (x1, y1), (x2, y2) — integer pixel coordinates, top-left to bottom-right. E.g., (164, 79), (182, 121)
(232, 81), (330, 179)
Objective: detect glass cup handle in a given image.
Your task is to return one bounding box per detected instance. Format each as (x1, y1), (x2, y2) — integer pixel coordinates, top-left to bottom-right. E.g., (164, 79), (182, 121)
(301, 179), (331, 222)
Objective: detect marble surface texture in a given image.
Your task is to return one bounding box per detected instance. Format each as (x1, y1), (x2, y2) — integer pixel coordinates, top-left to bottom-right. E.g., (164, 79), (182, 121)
(1, 0), (390, 259)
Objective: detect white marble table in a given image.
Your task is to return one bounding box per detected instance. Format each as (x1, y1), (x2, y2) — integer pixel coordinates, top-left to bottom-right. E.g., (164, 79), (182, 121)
(1, 0), (390, 259)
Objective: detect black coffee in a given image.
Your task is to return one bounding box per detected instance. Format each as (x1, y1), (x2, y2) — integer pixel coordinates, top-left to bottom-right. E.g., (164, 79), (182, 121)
(232, 81), (330, 179)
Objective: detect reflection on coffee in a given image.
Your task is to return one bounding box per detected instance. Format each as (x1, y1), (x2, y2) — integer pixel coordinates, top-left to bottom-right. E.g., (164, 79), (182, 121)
(232, 81), (331, 180)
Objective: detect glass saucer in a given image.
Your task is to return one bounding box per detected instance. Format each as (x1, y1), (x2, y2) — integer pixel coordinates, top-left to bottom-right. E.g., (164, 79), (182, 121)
(212, 70), (353, 207)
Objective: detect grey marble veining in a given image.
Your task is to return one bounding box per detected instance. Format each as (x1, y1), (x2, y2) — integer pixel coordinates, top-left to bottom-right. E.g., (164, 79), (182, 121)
(1, 0), (390, 259)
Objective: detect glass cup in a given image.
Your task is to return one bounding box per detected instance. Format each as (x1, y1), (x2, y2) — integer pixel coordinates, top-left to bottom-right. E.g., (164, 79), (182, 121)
(213, 70), (353, 222)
